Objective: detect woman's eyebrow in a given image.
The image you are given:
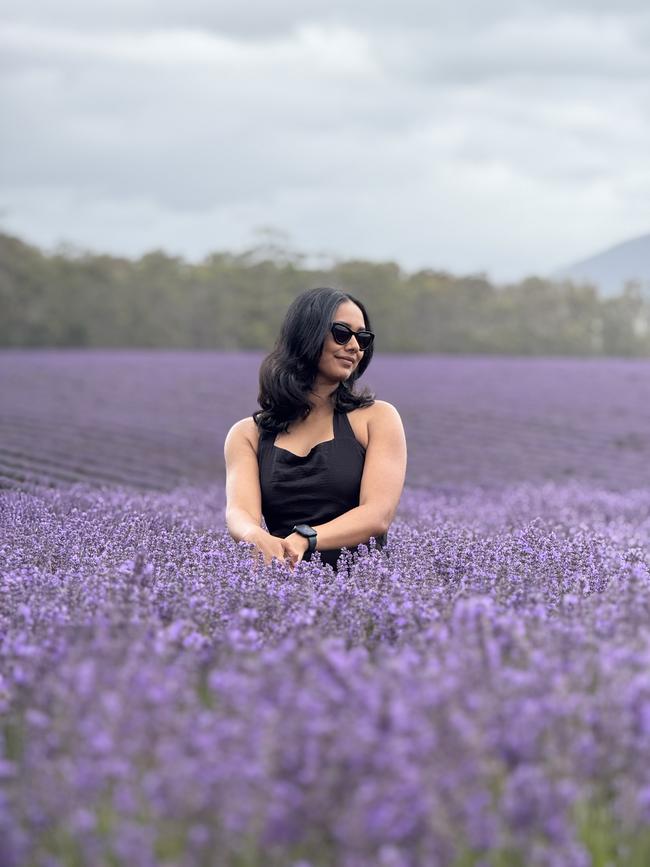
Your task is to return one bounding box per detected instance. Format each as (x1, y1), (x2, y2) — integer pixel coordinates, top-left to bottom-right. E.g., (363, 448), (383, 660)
(337, 320), (366, 329)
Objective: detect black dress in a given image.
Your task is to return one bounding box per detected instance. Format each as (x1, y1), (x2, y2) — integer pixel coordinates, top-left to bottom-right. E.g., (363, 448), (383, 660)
(254, 408), (388, 570)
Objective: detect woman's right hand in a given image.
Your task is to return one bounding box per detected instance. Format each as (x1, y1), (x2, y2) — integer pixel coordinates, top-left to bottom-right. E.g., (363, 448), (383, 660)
(242, 527), (293, 571)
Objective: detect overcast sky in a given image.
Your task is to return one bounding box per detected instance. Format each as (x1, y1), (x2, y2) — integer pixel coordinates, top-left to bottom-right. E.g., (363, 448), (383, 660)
(1, 1), (649, 282)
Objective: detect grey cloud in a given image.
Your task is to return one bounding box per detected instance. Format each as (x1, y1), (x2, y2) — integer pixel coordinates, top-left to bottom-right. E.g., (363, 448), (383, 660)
(0, 34), (424, 212)
(4, 5), (650, 92)
(375, 14), (650, 87)
(3, 1), (650, 39)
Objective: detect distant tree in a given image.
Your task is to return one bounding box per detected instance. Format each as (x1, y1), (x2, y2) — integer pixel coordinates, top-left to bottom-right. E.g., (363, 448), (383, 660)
(2, 230), (650, 356)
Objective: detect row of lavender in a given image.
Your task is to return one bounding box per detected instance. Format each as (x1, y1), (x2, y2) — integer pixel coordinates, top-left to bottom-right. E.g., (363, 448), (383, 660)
(2, 480), (650, 865)
(2, 351), (650, 492)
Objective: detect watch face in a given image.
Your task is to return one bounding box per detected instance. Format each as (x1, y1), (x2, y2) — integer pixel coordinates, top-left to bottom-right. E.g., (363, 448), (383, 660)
(296, 524), (316, 537)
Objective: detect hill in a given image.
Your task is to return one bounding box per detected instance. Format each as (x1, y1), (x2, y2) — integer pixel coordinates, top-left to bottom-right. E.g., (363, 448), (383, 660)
(553, 232), (650, 296)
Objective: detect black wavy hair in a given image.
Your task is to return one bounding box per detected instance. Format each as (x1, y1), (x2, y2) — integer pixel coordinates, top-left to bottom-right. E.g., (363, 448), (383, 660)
(253, 286), (377, 433)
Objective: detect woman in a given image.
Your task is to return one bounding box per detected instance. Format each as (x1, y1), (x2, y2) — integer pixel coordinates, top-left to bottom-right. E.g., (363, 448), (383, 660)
(224, 286), (407, 572)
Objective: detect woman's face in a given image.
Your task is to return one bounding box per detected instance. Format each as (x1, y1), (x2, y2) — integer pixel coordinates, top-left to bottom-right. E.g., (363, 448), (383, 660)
(318, 300), (367, 382)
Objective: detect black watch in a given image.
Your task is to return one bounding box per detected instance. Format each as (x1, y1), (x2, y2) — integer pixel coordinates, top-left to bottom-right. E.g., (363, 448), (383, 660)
(292, 524), (317, 554)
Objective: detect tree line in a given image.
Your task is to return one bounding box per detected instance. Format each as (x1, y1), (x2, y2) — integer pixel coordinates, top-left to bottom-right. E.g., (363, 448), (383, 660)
(1, 231), (649, 354)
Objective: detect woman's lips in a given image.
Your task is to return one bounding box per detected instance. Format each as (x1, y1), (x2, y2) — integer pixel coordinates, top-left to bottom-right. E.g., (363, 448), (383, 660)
(337, 357), (353, 367)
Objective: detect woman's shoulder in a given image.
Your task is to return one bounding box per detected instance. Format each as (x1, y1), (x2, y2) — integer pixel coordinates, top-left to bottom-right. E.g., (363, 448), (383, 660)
(351, 399), (400, 418)
(353, 400), (404, 438)
(347, 400), (401, 449)
(371, 399), (398, 412)
(227, 416), (262, 453)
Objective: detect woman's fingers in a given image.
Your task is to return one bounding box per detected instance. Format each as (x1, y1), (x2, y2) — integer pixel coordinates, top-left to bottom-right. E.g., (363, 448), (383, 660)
(283, 541), (302, 566)
(251, 549), (260, 574)
(247, 539), (298, 573)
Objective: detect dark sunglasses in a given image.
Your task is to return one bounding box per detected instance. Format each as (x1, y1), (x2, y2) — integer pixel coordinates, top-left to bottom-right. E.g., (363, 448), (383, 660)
(330, 321), (375, 351)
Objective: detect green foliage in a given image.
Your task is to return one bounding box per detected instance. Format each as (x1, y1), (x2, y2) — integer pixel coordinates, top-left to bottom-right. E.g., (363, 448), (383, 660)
(2, 232), (650, 354)
(574, 795), (650, 867)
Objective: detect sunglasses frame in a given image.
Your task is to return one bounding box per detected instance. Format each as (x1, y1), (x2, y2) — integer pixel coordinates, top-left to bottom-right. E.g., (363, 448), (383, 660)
(330, 321), (375, 351)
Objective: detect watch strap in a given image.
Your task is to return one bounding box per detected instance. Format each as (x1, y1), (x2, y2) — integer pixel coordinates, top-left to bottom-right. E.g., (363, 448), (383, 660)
(292, 524), (317, 554)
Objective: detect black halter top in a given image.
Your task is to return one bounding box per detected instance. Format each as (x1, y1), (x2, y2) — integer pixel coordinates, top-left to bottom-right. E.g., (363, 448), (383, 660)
(254, 409), (387, 570)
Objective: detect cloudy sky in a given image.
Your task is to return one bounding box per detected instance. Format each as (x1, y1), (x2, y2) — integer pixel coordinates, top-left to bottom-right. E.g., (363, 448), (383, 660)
(1, 1), (649, 282)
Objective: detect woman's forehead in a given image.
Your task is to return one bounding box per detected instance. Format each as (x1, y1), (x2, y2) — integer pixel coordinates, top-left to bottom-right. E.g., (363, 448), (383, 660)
(334, 300), (365, 327)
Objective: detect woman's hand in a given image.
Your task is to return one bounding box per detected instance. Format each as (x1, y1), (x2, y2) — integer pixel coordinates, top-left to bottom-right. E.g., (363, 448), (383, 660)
(281, 532), (310, 568)
(243, 527), (297, 572)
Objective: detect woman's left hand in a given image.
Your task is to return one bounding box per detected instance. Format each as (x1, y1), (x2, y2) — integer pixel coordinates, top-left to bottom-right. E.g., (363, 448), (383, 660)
(281, 532), (310, 569)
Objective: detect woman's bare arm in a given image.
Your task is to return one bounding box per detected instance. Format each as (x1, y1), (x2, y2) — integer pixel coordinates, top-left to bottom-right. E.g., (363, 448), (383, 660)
(224, 419), (294, 568)
(307, 401), (407, 551)
(223, 419), (265, 543)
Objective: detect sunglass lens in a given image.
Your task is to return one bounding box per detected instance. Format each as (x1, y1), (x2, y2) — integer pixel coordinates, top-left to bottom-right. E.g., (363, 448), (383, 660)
(358, 333), (373, 350)
(332, 324), (351, 344)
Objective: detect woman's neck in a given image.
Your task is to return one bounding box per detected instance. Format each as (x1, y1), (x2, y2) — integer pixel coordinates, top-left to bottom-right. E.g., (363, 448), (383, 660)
(308, 382), (338, 414)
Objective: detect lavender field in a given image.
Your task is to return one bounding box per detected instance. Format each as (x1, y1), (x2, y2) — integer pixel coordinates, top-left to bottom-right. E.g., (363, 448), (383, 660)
(2, 350), (650, 492)
(2, 351), (650, 866)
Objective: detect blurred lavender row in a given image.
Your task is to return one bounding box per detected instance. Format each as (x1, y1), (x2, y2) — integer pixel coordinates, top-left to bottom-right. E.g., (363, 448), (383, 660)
(2, 350), (650, 492)
(2, 481), (650, 865)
